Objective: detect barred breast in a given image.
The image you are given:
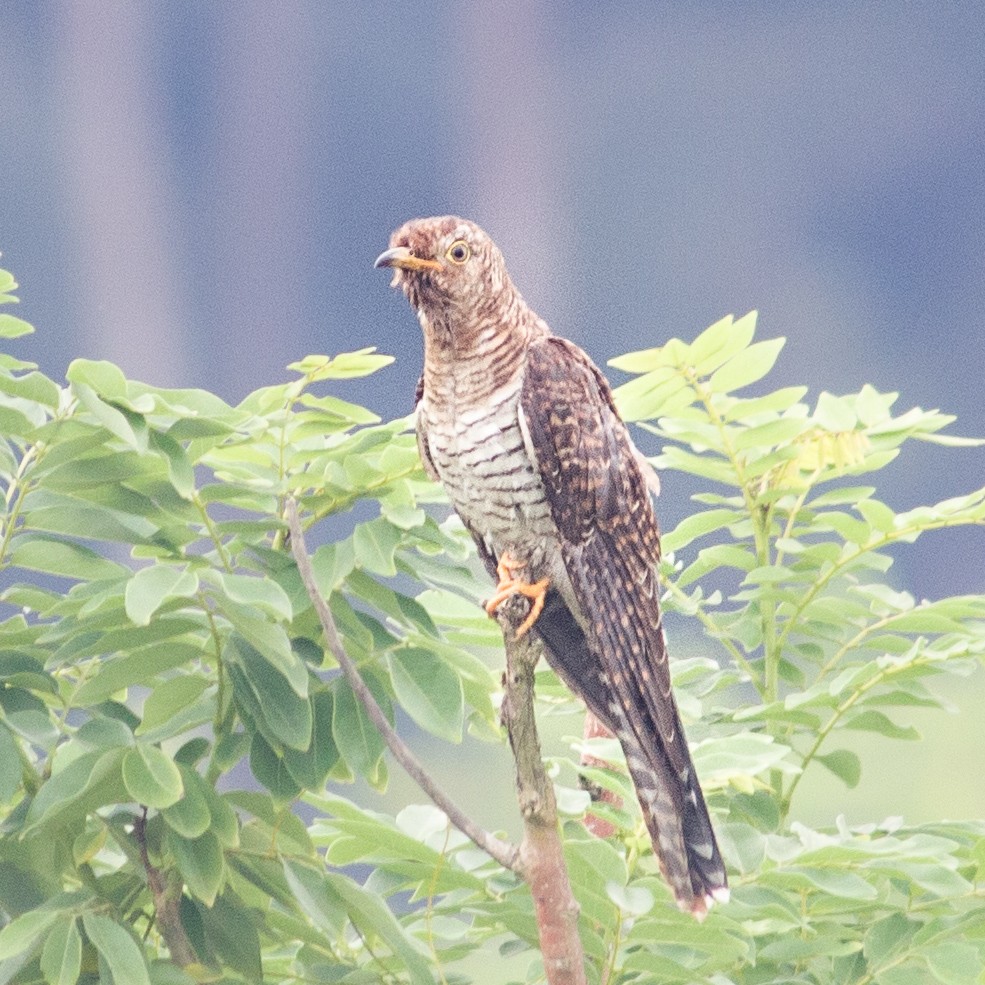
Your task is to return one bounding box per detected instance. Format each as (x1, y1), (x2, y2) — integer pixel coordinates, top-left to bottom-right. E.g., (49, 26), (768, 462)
(421, 390), (554, 550)
(418, 353), (557, 570)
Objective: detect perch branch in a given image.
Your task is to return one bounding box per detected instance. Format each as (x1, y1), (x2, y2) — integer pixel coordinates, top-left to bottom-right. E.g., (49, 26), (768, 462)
(496, 596), (587, 985)
(286, 498), (518, 872)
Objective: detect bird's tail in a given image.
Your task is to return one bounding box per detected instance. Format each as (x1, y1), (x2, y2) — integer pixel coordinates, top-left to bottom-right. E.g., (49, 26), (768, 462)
(620, 724), (729, 916)
(535, 589), (728, 916)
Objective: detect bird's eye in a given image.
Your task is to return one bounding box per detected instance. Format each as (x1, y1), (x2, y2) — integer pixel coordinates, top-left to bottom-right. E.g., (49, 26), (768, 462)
(446, 240), (471, 264)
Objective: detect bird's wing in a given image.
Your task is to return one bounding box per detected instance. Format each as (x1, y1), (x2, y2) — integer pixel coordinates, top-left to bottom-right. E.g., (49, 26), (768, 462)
(518, 336), (684, 766)
(518, 335), (725, 908)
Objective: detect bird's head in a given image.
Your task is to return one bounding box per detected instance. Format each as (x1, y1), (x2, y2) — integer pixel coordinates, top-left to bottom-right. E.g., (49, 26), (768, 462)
(374, 216), (511, 317)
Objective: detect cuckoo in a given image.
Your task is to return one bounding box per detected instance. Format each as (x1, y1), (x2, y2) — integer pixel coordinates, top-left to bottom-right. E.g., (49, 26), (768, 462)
(375, 216), (728, 915)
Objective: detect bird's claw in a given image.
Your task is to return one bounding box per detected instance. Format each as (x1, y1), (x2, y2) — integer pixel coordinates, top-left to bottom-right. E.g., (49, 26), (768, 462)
(485, 554), (550, 638)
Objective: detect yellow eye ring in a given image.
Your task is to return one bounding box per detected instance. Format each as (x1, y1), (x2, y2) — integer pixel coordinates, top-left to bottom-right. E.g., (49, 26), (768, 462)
(446, 240), (471, 264)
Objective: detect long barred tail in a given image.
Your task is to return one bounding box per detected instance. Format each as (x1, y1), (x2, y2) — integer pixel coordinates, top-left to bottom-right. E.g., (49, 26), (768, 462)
(619, 716), (729, 915)
(534, 589), (728, 915)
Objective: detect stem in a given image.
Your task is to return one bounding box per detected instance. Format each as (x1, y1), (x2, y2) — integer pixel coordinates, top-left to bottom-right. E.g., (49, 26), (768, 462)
(684, 368), (784, 803)
(781, 652), (934, 818)
(0, 444), (38, 566)
(660, 575), (761, 692)
(192, 493), (234, 572)
(309, 462), (422, 523)
(684, 369), (779, 701)
(285, 497), (518, 872)
(773, 514), (985, 665)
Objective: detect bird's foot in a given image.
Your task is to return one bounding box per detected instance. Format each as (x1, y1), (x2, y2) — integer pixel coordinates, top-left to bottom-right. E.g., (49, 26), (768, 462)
(485, 554), (550, 639)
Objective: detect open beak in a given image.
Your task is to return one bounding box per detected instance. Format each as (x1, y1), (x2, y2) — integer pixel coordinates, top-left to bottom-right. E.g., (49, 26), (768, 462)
(374, 246), (441, 272)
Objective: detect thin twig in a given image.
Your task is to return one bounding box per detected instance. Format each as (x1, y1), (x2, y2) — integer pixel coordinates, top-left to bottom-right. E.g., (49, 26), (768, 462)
(285, 497), (518, 872)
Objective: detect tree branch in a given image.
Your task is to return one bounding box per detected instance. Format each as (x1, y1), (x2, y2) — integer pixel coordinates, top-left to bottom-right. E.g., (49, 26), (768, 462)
(496, 597), (587, 985)
(285, 498), (518, 872)
(134, 810), (198, 968)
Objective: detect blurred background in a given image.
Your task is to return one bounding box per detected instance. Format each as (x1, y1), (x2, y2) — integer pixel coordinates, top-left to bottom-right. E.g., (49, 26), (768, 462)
(2, 3), (983, 826)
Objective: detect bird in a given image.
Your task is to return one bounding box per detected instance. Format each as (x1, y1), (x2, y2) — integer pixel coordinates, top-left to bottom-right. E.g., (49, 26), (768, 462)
(375, 216), (728, 916)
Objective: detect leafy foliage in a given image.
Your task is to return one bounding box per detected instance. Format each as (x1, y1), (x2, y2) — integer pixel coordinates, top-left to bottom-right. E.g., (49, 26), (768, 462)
(1, 260), (984, 985)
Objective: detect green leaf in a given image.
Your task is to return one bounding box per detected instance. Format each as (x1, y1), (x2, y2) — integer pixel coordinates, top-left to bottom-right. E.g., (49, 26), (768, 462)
(222, 614), (308, 697)
(73, 822), (108, 866)
(325, 871), (433, 985)
(922, 941), (982, 984)
(722, 385), (809, 420)
(8, 534), (130, 582)
(195, 893), (262, 983)
(0, 313), (35, 338)
(66, 359), (128, 398)
(898, 862), (972, 898)
(612, 367), (693, 421)
(790, 866), (878, 900)
(662, 508), (745, 552)
(74, 642), (204, 707)
(206, 570), (293, 622)
(708, 337), (785, 394)
(39, 916), (82, 985)
(169, 830), (224, 906)
(249, 732), (302, 801)
(282, 858), (347, 936)
(690, 310), (759, 375)
(864, 912), (917, 966)
(841, 709), (920, 740)
(122, 744), (184, 808)
(81, 913), (150, 985)
(332, 678), (386, 784)
(316, 348), (395, 379)
(25, 748), (126, 832)
(149, 430), (196, 499)
(0, 369), (60, 407)
(816, 749), (862, 788)
(388, 647), (464, 742)
(296, 390), (381, 425)
(856, 497), (897, 532)
(605, 881), (654, 916)
(0, 724), (22, 804)
(352, 516), (402, 576)
(226, 636), (312, 751)
(855, 383), (898, 425)
(22, 495), (163, 545)
(125, 565), (199, 626)
(815, 390), (858, 431)
(162, 765), (212, 838)
(0, 907), (59, 959)
(202, 786), (240, 850)
(283, 690), (339, 790)
(733, 416), (809, 452)
(311, 540), (356, 594)
(676, 543), (756, 588)
(137, 675), (211, 734)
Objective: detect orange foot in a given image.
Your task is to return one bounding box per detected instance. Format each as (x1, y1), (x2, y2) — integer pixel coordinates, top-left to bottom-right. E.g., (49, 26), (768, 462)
(484, 552), (550, 639)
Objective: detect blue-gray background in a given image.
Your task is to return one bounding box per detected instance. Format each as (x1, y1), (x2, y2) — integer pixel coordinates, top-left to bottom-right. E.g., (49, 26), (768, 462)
(3, 3), (983, 823)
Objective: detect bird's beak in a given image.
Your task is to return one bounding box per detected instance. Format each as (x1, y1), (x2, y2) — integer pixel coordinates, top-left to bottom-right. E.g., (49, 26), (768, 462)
(373, 246), (441, 272)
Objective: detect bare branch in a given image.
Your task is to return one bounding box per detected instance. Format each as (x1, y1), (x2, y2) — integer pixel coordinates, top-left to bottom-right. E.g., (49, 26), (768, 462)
(285, 497), (519, 872)
(134, 810), (197, 968)
(497, 597), (587, 985)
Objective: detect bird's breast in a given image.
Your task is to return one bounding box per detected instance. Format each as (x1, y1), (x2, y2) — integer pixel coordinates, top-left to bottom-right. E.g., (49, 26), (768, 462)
(420, 377), (556, 565)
